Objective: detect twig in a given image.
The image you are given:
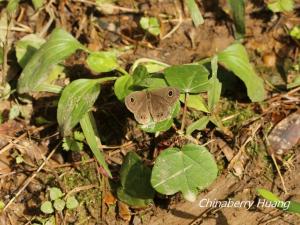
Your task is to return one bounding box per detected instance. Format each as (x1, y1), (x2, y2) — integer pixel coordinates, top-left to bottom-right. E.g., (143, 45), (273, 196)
(161, 0), (183, 40)
(3, 144), (59, 211)
(271, 154), (288, 194)
(64, 184), (97, 199)
(180, 92), (189, 132)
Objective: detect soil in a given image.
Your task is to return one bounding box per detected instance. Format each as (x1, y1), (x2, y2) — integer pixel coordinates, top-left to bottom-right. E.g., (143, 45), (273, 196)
(0, 0), (300, 225)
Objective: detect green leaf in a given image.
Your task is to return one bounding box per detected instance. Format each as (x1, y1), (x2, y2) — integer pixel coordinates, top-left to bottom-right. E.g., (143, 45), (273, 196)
(114, 74), (133, 101)
(185, 0), (204, 26)
(62, 137), (83, 151)
(17, 28), (84, 93)
(7, 0), (20, 13)
(131, 65), (150, 86)
(117, 188), (153, 207)
(164, 64), (209, 93)
(179, 94), (208, 112)
(208, 56), (222, 112)
(49, 187), (64, 201)
(74, 131), (85, 141)
(15, 34), (46, 68)
(151, 144), (218, 202)
(57, 78), (117, 136)
(32, 0), (44, 9)
(41, 201), (54, 214)
(228, 0), (245, 39)
(80, 112), (112, 178)
(119, 152), (155, 199)
(66, 196), (79, 209)
(186, 116), (210, 135)
(131, 58), (169, 73)
(53, 199), (65, 211)
(218, 43), (266, 102)
(0, 201), (4, 210)
(290, 26), (300, 39)
(140, 17), (160, 36)
(86, 51), (118, 73)
(268, 0), (294, 13)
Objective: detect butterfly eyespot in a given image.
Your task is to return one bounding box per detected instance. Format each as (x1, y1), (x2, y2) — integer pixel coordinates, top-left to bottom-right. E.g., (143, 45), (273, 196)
(168, 90), (173, 97)
(130, 97), (135, 103)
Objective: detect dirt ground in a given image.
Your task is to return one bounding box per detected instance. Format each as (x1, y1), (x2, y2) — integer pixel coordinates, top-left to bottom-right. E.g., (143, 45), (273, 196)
(0, 0), (299, 225)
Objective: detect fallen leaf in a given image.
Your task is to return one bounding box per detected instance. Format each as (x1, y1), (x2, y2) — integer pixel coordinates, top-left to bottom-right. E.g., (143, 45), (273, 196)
(118, 201), (131, 222)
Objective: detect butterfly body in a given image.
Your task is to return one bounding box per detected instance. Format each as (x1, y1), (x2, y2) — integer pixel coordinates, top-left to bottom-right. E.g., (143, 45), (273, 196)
(125, 87), (180, 124)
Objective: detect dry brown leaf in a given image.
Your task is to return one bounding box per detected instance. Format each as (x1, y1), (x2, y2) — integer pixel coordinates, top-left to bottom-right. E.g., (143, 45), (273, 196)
(104, 191), (117, 205)
(118, 201), (131, 222)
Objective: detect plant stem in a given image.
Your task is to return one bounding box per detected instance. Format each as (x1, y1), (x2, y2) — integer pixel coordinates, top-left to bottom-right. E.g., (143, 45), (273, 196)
(180, 92), (189, 132)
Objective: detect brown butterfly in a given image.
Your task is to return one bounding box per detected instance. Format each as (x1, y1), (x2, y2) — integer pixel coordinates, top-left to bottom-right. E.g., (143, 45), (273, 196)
(125, 87), (180, 124)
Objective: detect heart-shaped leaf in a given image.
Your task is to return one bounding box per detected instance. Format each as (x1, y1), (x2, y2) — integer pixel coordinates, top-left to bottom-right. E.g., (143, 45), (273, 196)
(164, 65), (209, 93)
(151, 144), (218, 202)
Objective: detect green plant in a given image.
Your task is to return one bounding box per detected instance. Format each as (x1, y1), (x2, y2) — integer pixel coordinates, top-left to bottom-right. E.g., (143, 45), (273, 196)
(140, 17), (161, 36)
(40, 187), (79, 214)
(267, 0), (294, 13)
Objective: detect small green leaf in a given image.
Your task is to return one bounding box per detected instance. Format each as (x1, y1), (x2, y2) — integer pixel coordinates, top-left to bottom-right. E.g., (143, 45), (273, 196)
(17, 28), (84, 93)
(140, 17), (160, 36)
(66, 196), (79, 209)
(287, 75), (300, 89)
(62, 137), (83, 152)
(32, 0), (44, 9)
(131, 65), (150, 86)
(49, 187), (64, 201)
(186, 116), (210, 135)
(268, 0), (294, 13)
(7, 0), (20, 13)
(164, 64), (209, 93)
(151, 144), (218, 202)
(114, 74), (133, 101)
(228, 0), (245, 39)
(179, 94), (208, 112)
(0, 200), (5, 211)
(185, 0), (204, 26)
(16, 155), (24, 164)
(257, 189), (280, 202)
(290, 26), (300, 40)
(86, 51), (118, 73)
(208, 55), (222, 112)
(41, 201), (54, 214)
(80, 112), (112, 177)
(218, 43), (266, 102)
(74, 131), (85, 141)
(53, 199), (65, 211)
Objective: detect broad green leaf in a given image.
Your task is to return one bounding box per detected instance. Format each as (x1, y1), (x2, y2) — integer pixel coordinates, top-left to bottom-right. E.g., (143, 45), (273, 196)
(7, 0), (20, 13)
(86, 51), (118, 73)
(117, 188), (153, 207)
(41, 201), (54, 214)
(208, 56), (222, 112)
(17, 28), (84, 93)
(32, 0), (44, 9)
(49, 187), (63, 201)
(164, 64), (209, 93)
(268, 0), (294, 13)
(218, 43), (266, 102)
(186, 0), (204, 26)
(179, 94), (208, 112)
(140, 17), (160, 36)
(151, 144), (218, 202)
(228, 0), (245, 39)
(80, 112), (112, 178)
(114, 74), (133, 101)
(15, 34), (46, 68)
(57, 79), (100, 136)
(186, 116), (210, 135)
(138, 74), (168, 89)
(120, 152), (155, 199)
(53, 199), (65, 211)
(66, 196), (79, 209)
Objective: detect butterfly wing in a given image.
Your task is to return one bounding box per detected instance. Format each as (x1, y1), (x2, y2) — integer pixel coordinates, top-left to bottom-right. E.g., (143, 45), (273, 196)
(125, 91), (151, 124)
(148, 87), (180, 123)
